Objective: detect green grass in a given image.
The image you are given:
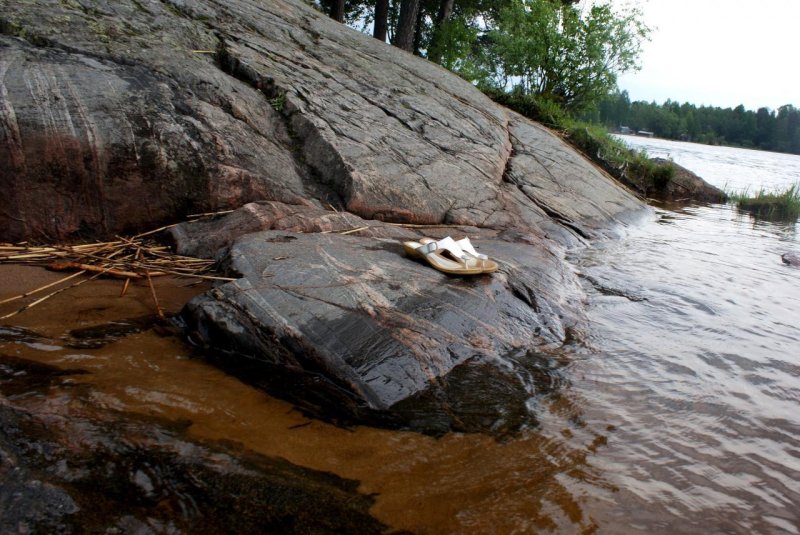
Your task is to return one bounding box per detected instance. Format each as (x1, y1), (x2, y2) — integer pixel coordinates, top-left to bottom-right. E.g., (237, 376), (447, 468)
(269, 93), (286, 112)
(729, 184), (800, 221)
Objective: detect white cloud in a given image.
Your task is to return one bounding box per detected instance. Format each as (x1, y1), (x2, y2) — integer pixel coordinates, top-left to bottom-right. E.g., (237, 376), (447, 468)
(615, 0), (800, 110)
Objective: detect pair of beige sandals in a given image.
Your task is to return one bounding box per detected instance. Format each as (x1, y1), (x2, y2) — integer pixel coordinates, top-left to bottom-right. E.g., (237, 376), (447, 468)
(403, 236), (498, 275)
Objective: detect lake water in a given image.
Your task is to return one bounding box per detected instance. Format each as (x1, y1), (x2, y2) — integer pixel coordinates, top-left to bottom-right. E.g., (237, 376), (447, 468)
(2, 138), (799, 533)
(569, 136), (800, 532)
(617, 134), (800, 194)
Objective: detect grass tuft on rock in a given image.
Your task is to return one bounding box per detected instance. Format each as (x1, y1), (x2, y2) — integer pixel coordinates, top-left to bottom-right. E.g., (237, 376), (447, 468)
(730, 184), (800, 221)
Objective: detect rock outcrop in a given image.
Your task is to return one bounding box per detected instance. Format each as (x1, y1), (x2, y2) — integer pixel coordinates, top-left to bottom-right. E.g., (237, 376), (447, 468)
(175, 202), (585, 434)
(1, 0), (643, 243)
(2, 0), (650, 433)
(651, 158), (727, 203)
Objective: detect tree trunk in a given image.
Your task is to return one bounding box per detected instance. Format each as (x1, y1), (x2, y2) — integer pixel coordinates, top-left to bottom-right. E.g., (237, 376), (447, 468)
(330, 0), (345, 23)
(428, 0), (455, 64)
(436, 0), (455, 26)
(394, 0), (420, 52)
(373, 0), (389, 42)
(413, 4), (424, 55)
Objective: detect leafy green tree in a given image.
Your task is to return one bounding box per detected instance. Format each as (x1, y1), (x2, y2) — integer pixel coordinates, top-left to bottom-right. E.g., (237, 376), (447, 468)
(478, 0), (648, 113)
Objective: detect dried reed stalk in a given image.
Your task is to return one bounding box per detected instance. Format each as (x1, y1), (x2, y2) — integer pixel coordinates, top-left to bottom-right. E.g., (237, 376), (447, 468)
(145, 269), (165, 320)
(385, 222), (469, 229)
(185, 209), (235, 219)
(0, 219), (233, 319)
(0, 270), (99, 320)
(0, 270), (85, 306)
(322, 226), (370, 235)
(47, 261), (158, 279)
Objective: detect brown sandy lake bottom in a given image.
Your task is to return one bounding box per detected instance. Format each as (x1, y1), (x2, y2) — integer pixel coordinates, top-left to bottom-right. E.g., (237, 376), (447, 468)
(2, 202), (800, 534)
(1, 265), (605, 533)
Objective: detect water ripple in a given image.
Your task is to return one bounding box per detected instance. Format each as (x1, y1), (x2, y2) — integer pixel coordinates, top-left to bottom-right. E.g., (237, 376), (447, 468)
(570, 199), (800, 530)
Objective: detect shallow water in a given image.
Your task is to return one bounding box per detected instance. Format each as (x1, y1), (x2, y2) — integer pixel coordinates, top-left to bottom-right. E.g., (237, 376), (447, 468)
(568, 204), (800, 532)
(2, 140), (800, 533)
(0, 268), (601, 532)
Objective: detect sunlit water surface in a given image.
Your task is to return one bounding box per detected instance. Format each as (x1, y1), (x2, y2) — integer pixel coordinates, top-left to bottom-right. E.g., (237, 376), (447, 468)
(2, 139), (800, 533)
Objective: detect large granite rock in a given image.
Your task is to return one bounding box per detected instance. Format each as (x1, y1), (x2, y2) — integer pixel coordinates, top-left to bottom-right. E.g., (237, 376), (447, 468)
(1, 0), (643, 243)
(2, 0), (649, 433)
(179, 206), (584, 434)
(173, 202), (584, 434)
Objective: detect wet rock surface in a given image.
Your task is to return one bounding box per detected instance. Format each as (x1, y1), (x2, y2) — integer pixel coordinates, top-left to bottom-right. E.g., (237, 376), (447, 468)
(0, 353), (386, 534)
(4, 0), (648, 435)
(178, 203), (586, 434)
(782, 252), (800, 267)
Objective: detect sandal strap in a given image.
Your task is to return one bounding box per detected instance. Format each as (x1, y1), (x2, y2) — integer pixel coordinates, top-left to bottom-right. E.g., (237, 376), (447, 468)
(456, 237), (488, 260)
(416, 236), (469, 263)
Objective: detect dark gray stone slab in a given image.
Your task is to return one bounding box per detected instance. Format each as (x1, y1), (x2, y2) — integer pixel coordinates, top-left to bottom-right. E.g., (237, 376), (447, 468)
(183, 228), (584, 434)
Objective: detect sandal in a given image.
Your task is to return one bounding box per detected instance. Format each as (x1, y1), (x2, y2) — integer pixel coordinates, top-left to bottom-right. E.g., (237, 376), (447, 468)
(419, 237), (497, 273)
(403, 237), (497, 275)
(455, 237), (488, 260)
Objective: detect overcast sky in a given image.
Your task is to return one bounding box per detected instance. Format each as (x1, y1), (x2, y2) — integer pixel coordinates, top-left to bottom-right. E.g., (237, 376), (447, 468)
(614, 0), (800, 111)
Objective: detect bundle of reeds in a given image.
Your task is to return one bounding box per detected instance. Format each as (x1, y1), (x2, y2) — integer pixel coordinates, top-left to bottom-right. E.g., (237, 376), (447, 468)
(730, 183), (800, 221)
(0, 218), (234, 320)
(0, 236), (229, 281)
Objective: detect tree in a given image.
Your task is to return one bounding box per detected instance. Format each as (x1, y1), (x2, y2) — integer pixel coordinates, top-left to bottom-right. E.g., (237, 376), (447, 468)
(484, 0), (649, 113)
(373, 0), (390, 41)
(436, 0), (456, 24)
(755, 107), (775, 149)
(427, 0), (455, 63)
(394, 0), (421, 51)
(329, 0), (345, 22)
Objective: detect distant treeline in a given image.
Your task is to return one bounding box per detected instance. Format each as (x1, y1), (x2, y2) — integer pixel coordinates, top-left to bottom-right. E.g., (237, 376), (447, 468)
(587, 91), (800, 155)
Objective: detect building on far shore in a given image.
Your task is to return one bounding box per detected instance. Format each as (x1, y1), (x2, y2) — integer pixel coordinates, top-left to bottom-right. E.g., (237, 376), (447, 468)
(616, 126), (654, 138)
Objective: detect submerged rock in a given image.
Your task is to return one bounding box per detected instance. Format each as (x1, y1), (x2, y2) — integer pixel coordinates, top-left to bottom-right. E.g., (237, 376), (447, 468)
(782, 252), (800, 267)
(0, 354), (386, 533)
(64, 315), (159, 349)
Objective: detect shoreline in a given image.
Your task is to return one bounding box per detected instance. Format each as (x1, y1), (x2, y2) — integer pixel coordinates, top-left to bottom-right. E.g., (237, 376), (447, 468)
(0, 264), (565, 533)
